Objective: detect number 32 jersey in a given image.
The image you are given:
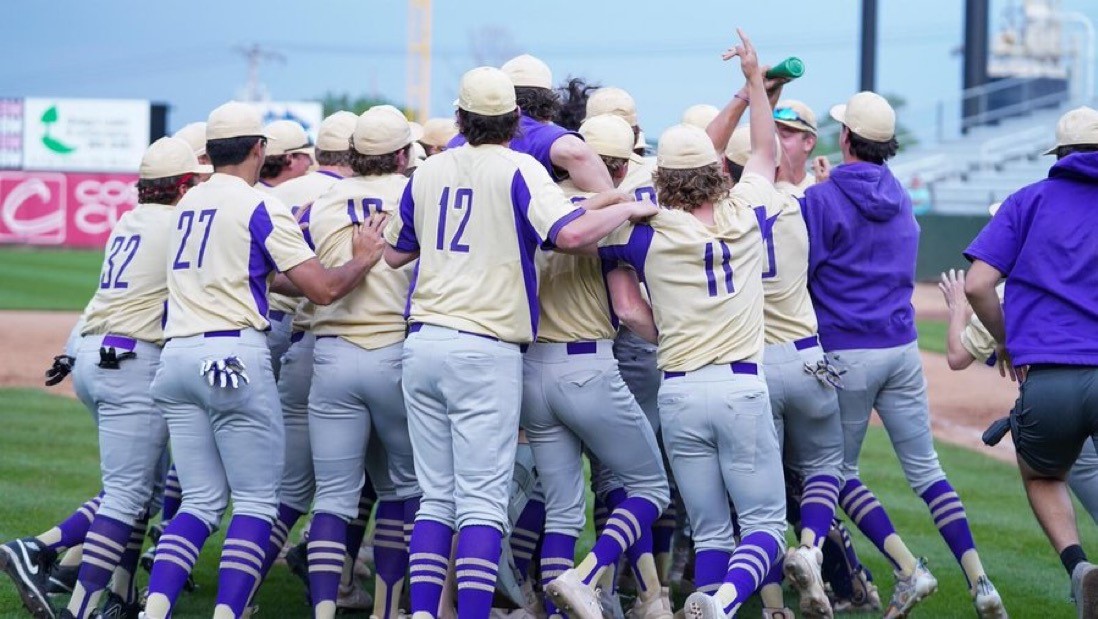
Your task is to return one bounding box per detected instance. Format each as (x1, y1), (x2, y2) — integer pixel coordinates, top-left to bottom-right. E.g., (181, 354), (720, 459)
(164, 173), (315, 339)
(309, 173), (413, 350)
(598, 174), (769, 372)
(384, 144), (583, 344)
(82, 202), (175, 345)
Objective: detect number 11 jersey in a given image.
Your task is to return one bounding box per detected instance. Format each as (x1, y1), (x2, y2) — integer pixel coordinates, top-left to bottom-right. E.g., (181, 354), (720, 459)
(164, 173), (315, 339)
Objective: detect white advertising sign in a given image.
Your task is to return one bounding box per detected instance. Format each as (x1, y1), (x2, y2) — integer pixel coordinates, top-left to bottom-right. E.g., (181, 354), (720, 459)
(0, 99), (22, 169)
(22, 98), (150, 173)
(248, 101), (324, 139)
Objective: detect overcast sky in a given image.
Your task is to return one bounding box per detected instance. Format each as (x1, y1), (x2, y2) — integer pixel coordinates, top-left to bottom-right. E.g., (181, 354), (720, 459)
(3, 0), (1096, 140)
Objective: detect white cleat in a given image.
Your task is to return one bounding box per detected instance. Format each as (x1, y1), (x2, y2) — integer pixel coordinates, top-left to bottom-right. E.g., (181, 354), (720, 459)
(626, 586), (674, 619)
(545, 569), (601, 619)
(883, 558), (937, 619)
(682, 591), (725, 619)
(783, 546), (833, 618)
(761, 608), (795, 619)
(972, 575), (1007, 618)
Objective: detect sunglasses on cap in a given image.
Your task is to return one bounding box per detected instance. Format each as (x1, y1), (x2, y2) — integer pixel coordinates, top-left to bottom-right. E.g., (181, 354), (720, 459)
(774, 107), (816, 131)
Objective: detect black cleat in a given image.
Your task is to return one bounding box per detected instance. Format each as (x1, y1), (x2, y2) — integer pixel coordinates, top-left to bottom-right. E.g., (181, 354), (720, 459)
(284, 540), (311, 603)
(0, 537), (58, 618)
(99, 591), (142, 619)
(47, 564), (78, 596)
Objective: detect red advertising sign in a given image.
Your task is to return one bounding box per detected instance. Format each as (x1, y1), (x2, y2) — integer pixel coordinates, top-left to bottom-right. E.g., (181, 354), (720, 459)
(0, 171), (137, 247)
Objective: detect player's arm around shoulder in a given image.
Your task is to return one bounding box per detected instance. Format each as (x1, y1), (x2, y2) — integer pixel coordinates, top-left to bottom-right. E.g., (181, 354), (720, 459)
(549, 133), (614, 192)
(281, 213), (389, 305)
(383, 173), (419, 269)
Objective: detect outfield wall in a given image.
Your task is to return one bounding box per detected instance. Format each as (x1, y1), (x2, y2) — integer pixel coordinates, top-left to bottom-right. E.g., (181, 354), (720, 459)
(916, 214), (990, 281)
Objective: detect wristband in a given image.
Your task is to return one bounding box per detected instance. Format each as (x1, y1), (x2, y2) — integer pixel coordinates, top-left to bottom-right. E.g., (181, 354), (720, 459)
(734, 93), (749, 104)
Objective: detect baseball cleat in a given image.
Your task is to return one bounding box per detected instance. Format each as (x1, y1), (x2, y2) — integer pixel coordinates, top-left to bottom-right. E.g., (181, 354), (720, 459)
(337, 578), (373, 612)
(99, 591), (142, 619)
(783, 545), (833, 618)
(284, 540), (311, 601)
(971, 575), (1007, 618)
(598, 587), (625, 619)
(883, 558), (937, 619)
(0, 537), (58, 619)
(626, 586), (673, 619)
(831, 566), (881, 613)
(545, 569), (601, 619)
(46, 564), (78, 596)
(682, 591), (725, 619)
(761, 608), (795, 619)
(1072, 562), (1098, 619)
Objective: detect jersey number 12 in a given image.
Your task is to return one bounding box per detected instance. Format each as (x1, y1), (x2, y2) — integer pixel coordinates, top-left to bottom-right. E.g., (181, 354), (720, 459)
(435, 187), (473, 253)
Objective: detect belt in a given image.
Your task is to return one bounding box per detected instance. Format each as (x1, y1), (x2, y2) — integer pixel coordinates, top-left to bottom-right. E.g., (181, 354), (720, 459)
(793, 335), (820, 351)
(101, 334), (137, 351)
(566, 341), (597, 355)
(205, 330), (241, 338)
(269, 310), (288, 322)
(290, 331), (306, 343)
(663, 361), (759, 380)
(408, 323), (528, 352)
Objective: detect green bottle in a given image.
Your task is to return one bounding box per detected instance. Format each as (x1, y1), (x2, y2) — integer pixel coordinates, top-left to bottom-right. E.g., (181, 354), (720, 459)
(766, 57), (805, 80)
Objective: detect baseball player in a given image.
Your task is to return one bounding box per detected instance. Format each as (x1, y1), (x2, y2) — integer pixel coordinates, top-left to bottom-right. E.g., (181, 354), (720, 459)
(681, 104), (720, 131)
(963, 107), (1098, 615)
(586, 31), (788, 619)
(383, 66), (656, 619)
(448, 54), (614, 193)
(420, 118), (459, 157)
(938, 266), (1098, 525)
(522, 113), (670, 619)
(303, 105), (422, 619)
(801, 91), (1005, 618)
(256, 119), (314, 379)
(140, 101), (383, 619)
(173, 121), (213, 172)
(771, 100), (829, 198)
(708, 108), (843, 617)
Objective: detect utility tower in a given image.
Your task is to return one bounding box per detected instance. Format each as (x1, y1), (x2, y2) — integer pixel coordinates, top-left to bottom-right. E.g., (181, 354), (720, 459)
(234, 44), (286, 102)
(407, 0), (432, 122)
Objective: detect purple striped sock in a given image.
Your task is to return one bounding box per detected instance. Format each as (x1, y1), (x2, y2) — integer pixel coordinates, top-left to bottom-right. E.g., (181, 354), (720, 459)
(48, 493), (103, 551)
(839, 478), (903, 571)
(71, 514), (131, 616)
(694, 549), (731, 594)
(162, 466), (182, 521)
(456, 525), (503, 619)
(409, 519), (454, 616)
(760, 556), (784, 587)
(800, 475), (841, 549)
(307, 512), (348, 608)
(147, 512), (212, 610)
(583, 497), (660, 585)
(593, 496), (610, 535)
(539, 533), (576, 616)
(403, 497), (420, 546)
(653, 502), (677, 556)
(920, 480), (977, 581)
(721, 532), (781, 615)
(625, 524), (657, 593)
(216, 514), (272, 617)
(373, 501), (409, 619)
(510, 498), (545, 581)
(258, 503), (303, 582)
(115, 512), (148, 604)
(347, 479), (377, 562)
(826, 518), (864, 572)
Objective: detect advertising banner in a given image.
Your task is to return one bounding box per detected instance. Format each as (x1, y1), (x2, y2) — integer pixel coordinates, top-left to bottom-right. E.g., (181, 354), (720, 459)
(0, 98), (22, 170)
(248, 101), (324, 139)
(22, 98), (150, 173)
(0, 171), (137, 247)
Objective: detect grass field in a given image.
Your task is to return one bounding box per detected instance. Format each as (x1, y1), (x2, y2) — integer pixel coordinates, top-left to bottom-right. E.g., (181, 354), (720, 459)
(916, 319), (949, 355)
(1, 388), (1094, 618)
(0, 247), (101, 311)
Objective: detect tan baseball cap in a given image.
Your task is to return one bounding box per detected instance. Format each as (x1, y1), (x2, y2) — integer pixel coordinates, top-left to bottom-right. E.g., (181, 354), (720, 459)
(421, 117), (458, 147)
(457, 67), (517, 116)
(657, 124), (719, 170)
(206, 102), (273, 141)
(724, 126), (780, 168)
(409, 141), (427, 168)
(353, 105), (413, 156)
(829, 92), (895, 142)
(140, 137), (213, 180)
(1043, 106), (1098, 155)
(579, 114), (635, 161)
(774, 99), (818, 135)
(173, 122), (207, 156)
(264, 120), (313, 156)
(408, 121), (425, 143)
(316, 111), (358, 152)
(682, 104), (720, 130)
(586, 87), (638, 126)
(501, 54), (553, 89)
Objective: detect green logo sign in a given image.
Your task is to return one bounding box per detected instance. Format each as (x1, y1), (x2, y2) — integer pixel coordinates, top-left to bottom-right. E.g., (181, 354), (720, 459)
(40, 105), (76, 154)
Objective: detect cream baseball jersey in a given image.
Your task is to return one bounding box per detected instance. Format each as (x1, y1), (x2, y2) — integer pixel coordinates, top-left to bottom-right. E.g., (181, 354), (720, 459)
(164, 173), (315, 339)
(310, 173), (413, 350)
(255, 181), (303, 316)
(534, 180), (616, 343)
(384, 144), (584, 344)
(961, 284), (1006, 362)
(599, 180), (765, 372)
(758, 180), (818, 344)
(271, 170), (345, 215)
(82, 203), (175, 345)
(619, 158), (657, 204)
(775, 174), (815, 199)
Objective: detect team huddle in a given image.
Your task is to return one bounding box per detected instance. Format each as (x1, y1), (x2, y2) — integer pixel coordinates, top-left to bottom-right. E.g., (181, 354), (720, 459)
(9, 26), (1098, 619)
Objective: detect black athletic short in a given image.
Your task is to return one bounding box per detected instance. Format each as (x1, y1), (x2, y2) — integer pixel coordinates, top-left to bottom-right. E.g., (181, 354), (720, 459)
(1011, 364), (1098, 476)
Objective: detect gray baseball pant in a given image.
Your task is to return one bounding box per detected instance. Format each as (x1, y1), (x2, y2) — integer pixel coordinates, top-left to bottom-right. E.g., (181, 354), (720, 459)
(276, 331), (316, 513)
(401, 324), (522, 531)
(520, 340), (669, 537)
(74, 334), (169, 525)
(267, 310), (293, 380)
(826, 341), (946, 495)
(658, 365), (787, 549)
(150, 328), (284, 525)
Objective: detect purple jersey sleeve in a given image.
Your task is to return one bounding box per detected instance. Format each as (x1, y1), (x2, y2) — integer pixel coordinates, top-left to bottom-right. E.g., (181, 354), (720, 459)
(394, 178), (420, 252)
(598, 224), (655, 280)
(964, 193), (1022, 276)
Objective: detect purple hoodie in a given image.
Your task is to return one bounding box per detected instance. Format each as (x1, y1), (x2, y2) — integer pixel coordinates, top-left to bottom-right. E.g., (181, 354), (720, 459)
(800, 162), (919, 351)
(965, 152), (1098, 366)
(447, 114), (579, 182)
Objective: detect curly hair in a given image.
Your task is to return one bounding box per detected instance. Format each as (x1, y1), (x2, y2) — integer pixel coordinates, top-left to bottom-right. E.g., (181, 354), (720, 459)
(315, 148), (351, 167)
(515, 86), (561, 122)
(847, 129), (899, 164)
(137, 174), (195, 205)
(349, 144), (410, 176)
(457, 108), (520, 146)
(260, 154), (291, 179)
(555, 76), (601, 131)
(653, 164), (731, 212)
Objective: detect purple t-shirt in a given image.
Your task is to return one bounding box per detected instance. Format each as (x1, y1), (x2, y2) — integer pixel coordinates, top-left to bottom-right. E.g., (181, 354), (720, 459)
(447, 114), (580, 182)
(964, 152), (1098, 366)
